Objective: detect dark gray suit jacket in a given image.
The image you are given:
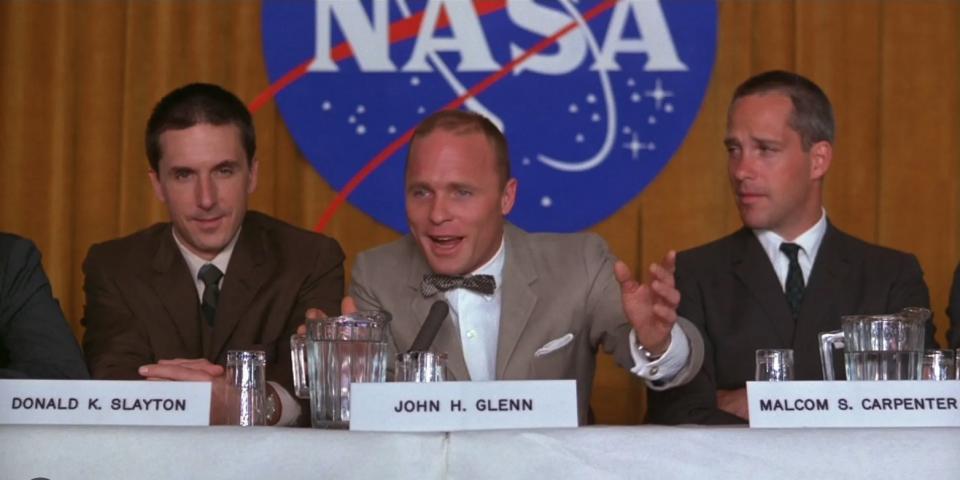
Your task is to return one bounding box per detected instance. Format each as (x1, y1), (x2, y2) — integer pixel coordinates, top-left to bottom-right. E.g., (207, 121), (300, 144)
(646, 223), (934, 425)
(82, 211), (344, 395)
(946, 263), (960, 348)
(0, 233), (88, 379)
(351, 223), (704, 423)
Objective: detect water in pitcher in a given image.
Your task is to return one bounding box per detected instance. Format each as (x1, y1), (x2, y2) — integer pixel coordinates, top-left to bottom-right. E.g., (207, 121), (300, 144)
(844, 351), (921, 381)
(308, 338), (387, 429)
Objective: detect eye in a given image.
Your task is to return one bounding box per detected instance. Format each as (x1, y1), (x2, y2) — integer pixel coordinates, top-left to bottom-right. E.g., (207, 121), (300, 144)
(214, 165), (236, 177)
(454, 188), (472, 198)
(409, 187), (430, 199)
(172, 170), (193, 181)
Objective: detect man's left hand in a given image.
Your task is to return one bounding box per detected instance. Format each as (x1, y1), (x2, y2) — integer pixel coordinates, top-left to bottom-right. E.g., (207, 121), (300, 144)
(139, 358), (227, 424)
(615, 250), (680, 357)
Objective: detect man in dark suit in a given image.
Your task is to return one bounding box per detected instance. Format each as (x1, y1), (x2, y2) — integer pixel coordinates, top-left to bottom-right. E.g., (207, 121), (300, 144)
(646, 70), (934, 425)
(1, 233), (88, 379)
(349, 110), (704, 423)
(82, 84), (344, 424)
(946, 264), (960, 348)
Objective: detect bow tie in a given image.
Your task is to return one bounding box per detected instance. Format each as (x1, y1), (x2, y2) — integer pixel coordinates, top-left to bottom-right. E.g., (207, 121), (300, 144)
(421, 273), (496, 297)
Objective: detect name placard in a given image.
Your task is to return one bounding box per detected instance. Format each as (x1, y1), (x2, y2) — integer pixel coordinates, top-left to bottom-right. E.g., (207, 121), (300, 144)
(747, 380), (960, 428)
(0, 379), (210, 426)
(350, 380), (578, 432)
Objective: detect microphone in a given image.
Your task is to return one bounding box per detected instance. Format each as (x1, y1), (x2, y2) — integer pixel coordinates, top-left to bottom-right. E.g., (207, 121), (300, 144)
(408, 300), (449, 352)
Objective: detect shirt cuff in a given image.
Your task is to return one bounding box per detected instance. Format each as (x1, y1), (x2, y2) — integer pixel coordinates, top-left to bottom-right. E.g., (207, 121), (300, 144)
(267, 381), (302, 427)
(628, 323), (689, 382)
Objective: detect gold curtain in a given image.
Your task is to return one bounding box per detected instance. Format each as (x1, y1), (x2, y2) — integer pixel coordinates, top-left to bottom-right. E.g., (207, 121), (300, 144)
(1, 0), (957, 424)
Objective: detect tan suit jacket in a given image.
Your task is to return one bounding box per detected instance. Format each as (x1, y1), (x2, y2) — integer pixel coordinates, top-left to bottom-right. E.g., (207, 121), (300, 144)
(351, 223), (703, 423)
(82, 211), (345, 395)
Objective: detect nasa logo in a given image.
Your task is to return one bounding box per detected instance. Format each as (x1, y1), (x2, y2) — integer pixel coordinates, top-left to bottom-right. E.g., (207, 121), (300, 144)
(261, 0), (717, 232)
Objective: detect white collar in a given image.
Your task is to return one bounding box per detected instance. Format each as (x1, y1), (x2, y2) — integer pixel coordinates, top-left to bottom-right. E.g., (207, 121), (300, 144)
(172, 227), (241, 282)
(470, 236), (506, 293)
(753, 209), (828, 263)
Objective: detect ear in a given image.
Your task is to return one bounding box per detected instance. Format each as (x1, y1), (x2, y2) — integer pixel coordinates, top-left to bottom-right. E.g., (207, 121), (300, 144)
(809, 141), (832, 180)
(148, 170), (167, 203)
(500, 178), (518, 216)
(247, 157), (259, 194)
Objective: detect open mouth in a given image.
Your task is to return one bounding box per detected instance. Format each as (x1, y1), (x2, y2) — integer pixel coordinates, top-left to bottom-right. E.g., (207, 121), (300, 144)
(427, 235), (463, 253)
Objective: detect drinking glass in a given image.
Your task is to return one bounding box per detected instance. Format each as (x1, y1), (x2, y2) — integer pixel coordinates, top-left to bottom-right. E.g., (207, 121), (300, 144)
(755, 349), (794, 381)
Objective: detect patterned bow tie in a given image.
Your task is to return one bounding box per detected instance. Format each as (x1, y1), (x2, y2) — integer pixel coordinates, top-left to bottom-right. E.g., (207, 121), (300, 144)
(421, 273), (496, 297)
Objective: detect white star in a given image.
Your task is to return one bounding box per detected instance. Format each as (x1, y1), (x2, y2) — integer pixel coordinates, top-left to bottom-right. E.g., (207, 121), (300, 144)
(522, 157), (531, 166)
(585, 94), (597, 104)
(417, 106), (425, 114)
(622, 132), (649, 159)
(356, 125), (366, 135)
(387, 125), (397, 134)
(348, 115), (356, 124)
(645, 78), (674, 110)
(627, 78), (636, 87)
(575, 133), (585, 143)
(568, 103), (579, 113)
(356, 105), (366, 114)
(631, 92), (642, 103)
(648, 115), (657, 125)
(622, 126), (632, 134)
(541, 196), (553, 208)
(591, 113), (601, 123)
(410, 76), (420, 86)
(321, 101), (332, 111)
(664, 103), (674, 113)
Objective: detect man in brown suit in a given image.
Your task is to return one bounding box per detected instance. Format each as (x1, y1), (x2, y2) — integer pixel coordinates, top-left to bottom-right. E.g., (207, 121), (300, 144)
(82, 83), (344, 424)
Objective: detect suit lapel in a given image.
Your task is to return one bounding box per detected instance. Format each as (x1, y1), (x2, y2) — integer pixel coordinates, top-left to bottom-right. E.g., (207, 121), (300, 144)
(731, 228), (796, 345)
(796, 222), (853, 344)
(148, 228), (203, 356)
(209, 219), (275, 362)
(495, 225), (538, 379)
(404, 243), (471, 381)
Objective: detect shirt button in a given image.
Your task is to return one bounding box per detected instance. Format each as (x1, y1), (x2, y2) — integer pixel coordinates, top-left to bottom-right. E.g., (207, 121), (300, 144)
(466, 330), (477, 339)
(650, 366), (659, 376)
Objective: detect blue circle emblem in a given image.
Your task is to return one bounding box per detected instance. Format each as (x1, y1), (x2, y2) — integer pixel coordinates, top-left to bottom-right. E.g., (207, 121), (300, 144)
(262, 0), (717, 232)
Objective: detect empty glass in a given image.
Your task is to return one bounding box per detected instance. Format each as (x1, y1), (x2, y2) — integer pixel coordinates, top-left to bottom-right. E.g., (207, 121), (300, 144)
(755, 349), (794, 381)
(921, 350), (957, 381)
(224, 350), (267, 426)
(395, 351), (447, 382)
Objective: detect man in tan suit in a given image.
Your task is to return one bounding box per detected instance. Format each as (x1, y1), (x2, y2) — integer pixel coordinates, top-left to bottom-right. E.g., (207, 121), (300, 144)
(350, 110), (703, 423)
(82, 83), (344, 424)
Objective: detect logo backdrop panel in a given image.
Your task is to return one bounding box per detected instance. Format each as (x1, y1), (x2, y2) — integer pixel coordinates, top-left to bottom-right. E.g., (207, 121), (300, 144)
(262, 0), (717, 232)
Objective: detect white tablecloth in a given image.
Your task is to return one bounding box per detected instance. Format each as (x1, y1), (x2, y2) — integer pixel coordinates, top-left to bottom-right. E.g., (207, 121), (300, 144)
(2, 425), (957, 479)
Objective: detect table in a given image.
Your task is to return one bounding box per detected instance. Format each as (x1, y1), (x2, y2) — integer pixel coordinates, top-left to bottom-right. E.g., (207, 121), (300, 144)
(2, 425), (957, 479)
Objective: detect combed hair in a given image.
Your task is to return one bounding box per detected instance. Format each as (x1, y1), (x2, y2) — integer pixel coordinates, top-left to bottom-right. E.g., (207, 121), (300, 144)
(408, 110), (511, 187)
(731, 70), (835, 150)
(145, 83), (255, 170)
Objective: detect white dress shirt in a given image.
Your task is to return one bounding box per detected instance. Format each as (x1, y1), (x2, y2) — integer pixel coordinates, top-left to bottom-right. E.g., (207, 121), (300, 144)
(443, 236), (689, 383)
(753, 209), (828, 290)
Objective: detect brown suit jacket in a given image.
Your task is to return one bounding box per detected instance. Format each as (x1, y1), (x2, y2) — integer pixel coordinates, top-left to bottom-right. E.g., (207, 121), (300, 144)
(82, 211), (344, 395)
(351, 223), (703, 424)
(646, 222), (934, 425)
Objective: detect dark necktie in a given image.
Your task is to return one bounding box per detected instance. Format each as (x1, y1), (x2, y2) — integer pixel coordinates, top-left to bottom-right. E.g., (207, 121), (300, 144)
(780, 243), (804, 321)
(198, 264), (223, 327)
(421, 273), (496, 297)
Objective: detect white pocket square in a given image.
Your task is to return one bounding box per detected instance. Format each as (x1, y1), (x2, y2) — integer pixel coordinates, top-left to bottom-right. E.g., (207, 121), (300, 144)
(534, 333), (574, 357)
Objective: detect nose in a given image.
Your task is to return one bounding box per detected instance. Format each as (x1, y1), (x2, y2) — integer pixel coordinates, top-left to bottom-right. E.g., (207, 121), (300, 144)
(196, 174), (217, 210)
(428, 195), (451, 225)
(731, 152), (755, 183)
